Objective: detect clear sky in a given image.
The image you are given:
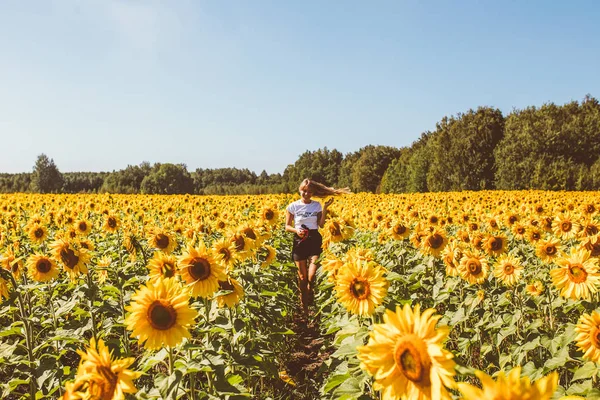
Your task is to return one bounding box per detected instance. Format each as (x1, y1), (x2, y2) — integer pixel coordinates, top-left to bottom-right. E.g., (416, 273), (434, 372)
(1, 1), (599, 175)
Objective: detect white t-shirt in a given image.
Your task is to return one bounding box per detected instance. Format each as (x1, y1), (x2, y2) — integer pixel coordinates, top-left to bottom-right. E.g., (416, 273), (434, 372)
(287, 200), (322, 230)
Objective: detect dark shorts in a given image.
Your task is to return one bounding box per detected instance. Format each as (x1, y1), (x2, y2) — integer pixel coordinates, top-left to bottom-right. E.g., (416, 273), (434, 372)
(292, 230), (323, 261)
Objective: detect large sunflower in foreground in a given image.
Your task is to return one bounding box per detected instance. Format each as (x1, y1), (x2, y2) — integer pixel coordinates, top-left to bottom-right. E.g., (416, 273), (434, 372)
(457, 367), (557, 400)
(574, 310), (600, 362)
(66, 337), (140, 400)
(26, 254), (59, 282)
(550, 248), (600, 301)
(125, 278), (198, 350)
(335, 259), (388, 316)
(357, 304), (456, 400)
(178, 244), (226, 298)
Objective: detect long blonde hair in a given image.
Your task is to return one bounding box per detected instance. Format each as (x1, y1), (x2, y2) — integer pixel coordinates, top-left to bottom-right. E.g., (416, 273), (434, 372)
(299, 179), (351, 198)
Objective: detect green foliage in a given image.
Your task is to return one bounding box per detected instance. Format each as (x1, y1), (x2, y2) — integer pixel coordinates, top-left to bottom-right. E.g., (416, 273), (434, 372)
(31, 154), (64, 193)
(140, 163), (194, 194)
(495, 95), (600, 190)
(427, 107), (504, 191)
(282, 147), (343, 191)
(101, 162), (152, 193)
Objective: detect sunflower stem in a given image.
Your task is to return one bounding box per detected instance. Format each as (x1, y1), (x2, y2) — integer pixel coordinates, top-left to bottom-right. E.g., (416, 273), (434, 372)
(86, 270), (98, 342)
(168, 346), (174, 375)
(188, 349), (197, 400)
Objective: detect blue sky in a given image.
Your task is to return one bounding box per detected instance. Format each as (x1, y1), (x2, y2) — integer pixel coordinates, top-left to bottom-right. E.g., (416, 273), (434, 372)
(1, 0), (599, 174)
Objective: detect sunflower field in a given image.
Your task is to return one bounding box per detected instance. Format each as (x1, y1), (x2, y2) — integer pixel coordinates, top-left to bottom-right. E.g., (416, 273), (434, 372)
(1, 191), (600, 400)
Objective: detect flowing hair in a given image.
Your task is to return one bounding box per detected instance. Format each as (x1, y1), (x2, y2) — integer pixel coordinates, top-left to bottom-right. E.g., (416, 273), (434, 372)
(299, 179), (352, 198)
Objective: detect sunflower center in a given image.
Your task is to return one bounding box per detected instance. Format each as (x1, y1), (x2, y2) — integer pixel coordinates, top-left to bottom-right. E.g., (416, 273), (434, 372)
(426, 234), (444, 249)
(516, 227), (525, 234)
(585, 225), (599, 236)
(490, 238), (503, 251)
(587, 205), (596, 214)
(531, 232), (541, 240)
(568, 264), (588, 283)
(429, 216), (438, 224)
(264, 210), (274, 220)
(34, 228), (44, 238)
(219, 248), (232, 262)
(147, 300), (177, 330)
(561, 221), (572, 232)
(189, 257), (211, 281)
(11, 262), (19, 273)
(217, 221), (226, 229)
(108, 217), (117, 229)
(592, 328), (600, 349)
(60, 248), (80, 269)
(467, 260), (482, 275)
(350, 278), (371, 300)
(36, 259), (51, 273)
(330, 222), (342, 237)
(393, 336), (431, 384)
(79, 222), (87, 232)
(509, 215), (517, 224)
(242, 228), (257, 240)
(161, 262), (175, 278)
(394, 225), (407, 235)
(155, 234), (170, 249)
(503, 264), (515, 275)
(545, 245), (557, 256)
(93, 365), (118, 400)
(233, 236), (245, 251)
(219, 280), (235, 291)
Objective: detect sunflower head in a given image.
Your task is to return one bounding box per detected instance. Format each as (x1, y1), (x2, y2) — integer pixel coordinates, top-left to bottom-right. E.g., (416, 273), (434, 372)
(178, 245), (226, 298)
(357, 304), (456, 400)
(458, 367), (557, 400)
(335, 259), (388, 316)
(26, 254), (59, 282)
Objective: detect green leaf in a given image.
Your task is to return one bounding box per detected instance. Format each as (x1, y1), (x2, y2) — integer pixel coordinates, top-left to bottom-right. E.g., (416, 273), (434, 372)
(571, 362), (600, 382)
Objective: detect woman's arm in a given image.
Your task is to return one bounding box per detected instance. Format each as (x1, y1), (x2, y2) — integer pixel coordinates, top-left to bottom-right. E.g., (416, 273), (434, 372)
(285, 210), (300, 234)
(318, 198), (334, 228)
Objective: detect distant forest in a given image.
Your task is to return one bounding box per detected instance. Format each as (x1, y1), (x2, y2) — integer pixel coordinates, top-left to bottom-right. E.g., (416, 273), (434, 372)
(2, 95), (600, 194)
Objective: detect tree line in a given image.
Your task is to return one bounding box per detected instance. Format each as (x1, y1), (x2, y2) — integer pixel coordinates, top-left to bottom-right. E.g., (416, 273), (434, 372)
(2, 95), (599, 194)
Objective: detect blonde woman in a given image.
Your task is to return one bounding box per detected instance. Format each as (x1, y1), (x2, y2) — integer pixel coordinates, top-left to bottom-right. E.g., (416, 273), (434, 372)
(285, 178), (350, 314)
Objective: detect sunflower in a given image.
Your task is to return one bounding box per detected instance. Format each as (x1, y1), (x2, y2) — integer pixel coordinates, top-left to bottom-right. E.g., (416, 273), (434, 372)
(236, 222), (263, 249)
(441, 241), (462, 277)
(26, 254), (59, 282)
(536, 238), (562, 263)
(147, 228), (177, 254)
(75, 219), (93, 236)
(526, 227), (543, 244)
(103, 213), (120, 234)
(28, 222), (48, 244)
(389, 220), (410, 240)
(215, 277), (244, 308)
(321, 254), (344, 283)
(574, 310), (600, 363)
(493, 254), (523, 287)
(357, 304), (456, 400)
(0, 277), (9, 300)
(550, 248), (600, 301)
(51, 239), (91, 279)
(483, 234), (507, 256)
(261, 206), (280, 227)
(125, 278), (198, 350)
(512, 223), (527, 240)
(419, 228), (448, 258)
(579, 218), (600, 238)
(580, 234), (600, 258)
(178, 244), (226, 298)
(526, 280), (545, 297)
(229, 232), (252, 261)
(458, 367), (557, 400)
(322, 218), (353, 245)
(70, 337), (141, 399)
(458, 250), (488, 285)
(259, 245), (277, 268)
(335, 259), (388, 316)
(1, 248), (23, 280)
(211, 238), (238, 270)
(147, 252), (178, 282)
(553, 213), (580, 240)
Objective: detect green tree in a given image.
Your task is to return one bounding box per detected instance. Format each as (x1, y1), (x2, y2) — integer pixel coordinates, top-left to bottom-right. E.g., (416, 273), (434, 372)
(427, 107), (504, 191)
(140, 163), (194, 194)
(31, 154), (64, 193)
(282, 147), (343, 191)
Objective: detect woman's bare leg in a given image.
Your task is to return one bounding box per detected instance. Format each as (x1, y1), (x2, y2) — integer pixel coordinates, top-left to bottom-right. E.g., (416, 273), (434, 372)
(306, 255), (319, 308)
(296, 260), (309, 314)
